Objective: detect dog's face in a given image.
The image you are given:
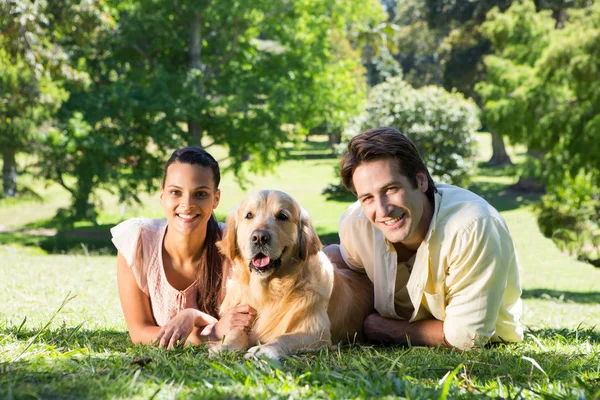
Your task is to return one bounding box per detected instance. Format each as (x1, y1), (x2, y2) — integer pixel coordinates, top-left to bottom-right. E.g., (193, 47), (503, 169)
(219, 190), (321, 279)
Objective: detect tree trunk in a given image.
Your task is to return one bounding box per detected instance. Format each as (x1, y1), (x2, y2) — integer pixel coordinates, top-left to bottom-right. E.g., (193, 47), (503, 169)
(188, 12), (204, 146)
(486, 131), (512, 166)
(510, 175), (545, 193)
(509, 149), (545, 193)
(72, 170), (96, 221)
(2, 147), (17, 197)
(327, 131), (342, 150)
(188, 119), (203, 147)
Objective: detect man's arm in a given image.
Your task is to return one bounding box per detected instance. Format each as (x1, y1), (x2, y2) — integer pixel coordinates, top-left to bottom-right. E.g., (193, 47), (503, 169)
(363, 313), (451, 347)
(323, 244), (352, 271)
(326, 242), (447, 347)
(443, 216), (519, 348)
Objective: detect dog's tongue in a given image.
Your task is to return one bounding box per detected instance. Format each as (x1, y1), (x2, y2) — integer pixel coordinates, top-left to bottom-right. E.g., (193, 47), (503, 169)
(252, 255), (271, 268)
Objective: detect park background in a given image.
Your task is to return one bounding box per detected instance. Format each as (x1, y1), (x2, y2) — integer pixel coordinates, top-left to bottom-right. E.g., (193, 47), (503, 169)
(1, 0), (599, 398)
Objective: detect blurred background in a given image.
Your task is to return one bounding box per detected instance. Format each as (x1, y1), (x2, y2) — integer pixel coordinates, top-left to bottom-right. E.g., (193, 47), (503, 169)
(0, 0), (598, 267)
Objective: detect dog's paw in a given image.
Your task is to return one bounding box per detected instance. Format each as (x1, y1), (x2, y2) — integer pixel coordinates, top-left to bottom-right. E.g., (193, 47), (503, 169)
(208, 344), (228, 358)
(245, 345), (282, 360)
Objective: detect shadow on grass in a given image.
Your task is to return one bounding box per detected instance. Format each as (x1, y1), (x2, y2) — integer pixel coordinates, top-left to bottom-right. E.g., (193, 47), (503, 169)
(0, 224), (116, 255)
(2, 330), (598, 398)
(526, 326), (600, 344)
(288, 152), (336, 160)
(287, 137), (337, 160)
(317, 232), (340, 246)
(522, 289), (600, 305)
(476, 161), (520, 178)
(467, 180), (539, 212)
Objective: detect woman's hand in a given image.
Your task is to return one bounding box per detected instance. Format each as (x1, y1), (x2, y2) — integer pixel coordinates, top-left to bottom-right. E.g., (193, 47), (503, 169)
(212, 304), (256, 340)
(155, 309), (217, 349)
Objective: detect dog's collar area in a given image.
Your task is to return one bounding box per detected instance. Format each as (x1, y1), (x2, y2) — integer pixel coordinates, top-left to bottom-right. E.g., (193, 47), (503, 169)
(248, 249), (285, 274)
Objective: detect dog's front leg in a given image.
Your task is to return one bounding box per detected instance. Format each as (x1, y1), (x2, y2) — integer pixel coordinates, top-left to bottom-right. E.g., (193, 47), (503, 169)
(245, 330), (331, 360)
(209, 328), (250, 356)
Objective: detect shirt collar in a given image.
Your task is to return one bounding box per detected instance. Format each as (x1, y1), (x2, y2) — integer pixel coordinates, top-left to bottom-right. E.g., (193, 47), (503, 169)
(423, 189), (442, 244)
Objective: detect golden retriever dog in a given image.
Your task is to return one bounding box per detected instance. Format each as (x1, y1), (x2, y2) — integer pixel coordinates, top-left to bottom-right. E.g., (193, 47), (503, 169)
(210, 190), (373, 359)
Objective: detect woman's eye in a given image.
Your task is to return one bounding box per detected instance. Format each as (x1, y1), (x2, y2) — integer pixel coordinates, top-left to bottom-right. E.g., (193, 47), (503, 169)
(195, 192), (208, 198)
(245, 212), (253, 219)
(276, 213), (289, 221)
(170, 190), (181, 196)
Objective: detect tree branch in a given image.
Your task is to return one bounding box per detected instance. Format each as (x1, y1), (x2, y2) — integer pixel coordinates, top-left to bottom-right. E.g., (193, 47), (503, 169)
(202, 18), (241, 85)
(132, 42), (156, 67)
(54, 169), (74, 195)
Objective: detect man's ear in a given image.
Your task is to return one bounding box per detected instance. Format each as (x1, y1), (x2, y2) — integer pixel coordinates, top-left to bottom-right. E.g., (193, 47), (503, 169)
(298, 208), (322, 262)
(217, 209), (239, 261)
(416, 171), (428, 193)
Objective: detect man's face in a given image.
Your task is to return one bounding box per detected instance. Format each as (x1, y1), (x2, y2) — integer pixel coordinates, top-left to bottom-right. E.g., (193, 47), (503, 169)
(352, 158), (431, 251)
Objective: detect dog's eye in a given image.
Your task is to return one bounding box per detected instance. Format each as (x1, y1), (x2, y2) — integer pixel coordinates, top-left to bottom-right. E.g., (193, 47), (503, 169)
(245, 212), (254, 219)
(276, 212), (289, 221)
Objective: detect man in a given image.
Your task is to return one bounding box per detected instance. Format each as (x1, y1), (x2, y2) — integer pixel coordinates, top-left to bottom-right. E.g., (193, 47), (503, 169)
(326, 127), (523, 350)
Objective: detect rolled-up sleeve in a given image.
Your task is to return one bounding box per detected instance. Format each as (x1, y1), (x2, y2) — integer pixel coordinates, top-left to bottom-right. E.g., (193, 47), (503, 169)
(443, 216), (515, 349)
(338, 213), (366, 272)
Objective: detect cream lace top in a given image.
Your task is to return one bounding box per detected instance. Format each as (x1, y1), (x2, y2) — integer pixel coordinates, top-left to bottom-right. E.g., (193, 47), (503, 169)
(111, 218), (199, 327)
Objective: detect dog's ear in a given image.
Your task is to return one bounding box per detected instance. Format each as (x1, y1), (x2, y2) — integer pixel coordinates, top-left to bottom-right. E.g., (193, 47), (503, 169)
(217, 209), (240, 261)
(298, 208), (322, 262)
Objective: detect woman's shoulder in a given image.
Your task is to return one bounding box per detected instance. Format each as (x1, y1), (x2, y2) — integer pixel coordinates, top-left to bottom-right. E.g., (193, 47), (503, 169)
(111, 218), (166, 267)
(111, 218), (167, 236)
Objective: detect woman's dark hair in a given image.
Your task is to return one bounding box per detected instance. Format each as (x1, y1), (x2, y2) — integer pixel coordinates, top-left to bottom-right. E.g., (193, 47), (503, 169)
(340, 127), (436, 204)
(163, 146), (223, 317)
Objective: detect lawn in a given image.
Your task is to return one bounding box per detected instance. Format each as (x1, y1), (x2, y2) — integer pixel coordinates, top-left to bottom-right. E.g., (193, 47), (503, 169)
(0, 134), (599, 399)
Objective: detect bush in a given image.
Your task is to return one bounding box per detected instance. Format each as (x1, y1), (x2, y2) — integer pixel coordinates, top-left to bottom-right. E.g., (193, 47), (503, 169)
(324, 77), (480, 198)
(538, 171), (600, 266)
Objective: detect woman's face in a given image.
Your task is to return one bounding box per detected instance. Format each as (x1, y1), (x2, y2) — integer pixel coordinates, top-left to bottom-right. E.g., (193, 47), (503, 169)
(160, 162), (220, 236)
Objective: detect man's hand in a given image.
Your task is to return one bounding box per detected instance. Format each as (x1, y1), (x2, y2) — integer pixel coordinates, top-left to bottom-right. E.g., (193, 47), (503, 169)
(212, 304), (256, 340)
(363, 313), (410, 344)
(363, 312), (449, 347)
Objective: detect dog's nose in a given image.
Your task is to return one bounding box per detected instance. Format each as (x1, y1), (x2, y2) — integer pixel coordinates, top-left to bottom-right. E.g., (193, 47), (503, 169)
(251, 230), (271, 245)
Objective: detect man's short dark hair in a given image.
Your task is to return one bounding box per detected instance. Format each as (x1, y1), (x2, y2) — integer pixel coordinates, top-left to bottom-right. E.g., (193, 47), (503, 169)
(340, 127), (436, 203)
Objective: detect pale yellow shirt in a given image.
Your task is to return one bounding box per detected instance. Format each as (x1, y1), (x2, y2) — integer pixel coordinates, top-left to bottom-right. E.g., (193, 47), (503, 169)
(339, 184), (523, 349)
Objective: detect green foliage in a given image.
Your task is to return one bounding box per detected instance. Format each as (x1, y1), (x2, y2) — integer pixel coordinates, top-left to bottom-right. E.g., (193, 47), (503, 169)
(477, 0), (600, 263)
(348, 77), (480, 187)
(538, 171), (600, 265)
(0, 0), (110, 197)
(24, 0), (385, 221)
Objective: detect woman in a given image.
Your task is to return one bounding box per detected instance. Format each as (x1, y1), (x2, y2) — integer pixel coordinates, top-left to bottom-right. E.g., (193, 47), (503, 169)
(112, 147), (254, 349)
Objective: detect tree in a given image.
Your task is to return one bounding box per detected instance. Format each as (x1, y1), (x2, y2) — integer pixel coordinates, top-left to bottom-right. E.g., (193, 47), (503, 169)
(38, 0), (385, 221)
(476, 0), (600, 262)
(0, 0), (105, 197)
(347, 77), (480, 187)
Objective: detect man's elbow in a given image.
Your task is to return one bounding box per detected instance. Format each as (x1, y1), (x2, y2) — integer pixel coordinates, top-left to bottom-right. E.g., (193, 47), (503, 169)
(443, 327), (492, 350)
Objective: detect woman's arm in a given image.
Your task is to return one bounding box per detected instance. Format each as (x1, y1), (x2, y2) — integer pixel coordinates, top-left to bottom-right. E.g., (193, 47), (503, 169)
(117, 252), (163, 344)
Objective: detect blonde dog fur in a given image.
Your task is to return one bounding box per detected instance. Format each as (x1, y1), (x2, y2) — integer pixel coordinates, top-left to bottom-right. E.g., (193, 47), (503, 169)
(211, 190), (373, 359)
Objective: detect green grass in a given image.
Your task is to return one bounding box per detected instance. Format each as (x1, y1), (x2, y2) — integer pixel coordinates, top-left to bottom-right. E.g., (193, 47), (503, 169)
(1, 134), (599, 398)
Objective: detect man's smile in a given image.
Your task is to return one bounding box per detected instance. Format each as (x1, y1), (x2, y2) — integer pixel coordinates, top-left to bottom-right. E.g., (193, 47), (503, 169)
(380, 212), (406, 227)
